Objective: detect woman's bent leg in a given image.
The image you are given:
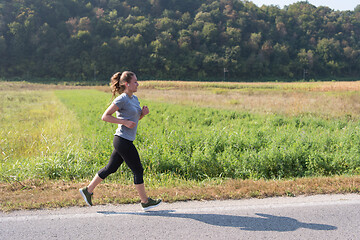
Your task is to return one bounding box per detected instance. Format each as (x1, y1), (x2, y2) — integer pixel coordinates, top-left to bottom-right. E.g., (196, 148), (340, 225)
(113, 136), (144, 185)
(97, 147), (124, 179)
(87, 174), (103, 193)
(113, 136), (148, 202)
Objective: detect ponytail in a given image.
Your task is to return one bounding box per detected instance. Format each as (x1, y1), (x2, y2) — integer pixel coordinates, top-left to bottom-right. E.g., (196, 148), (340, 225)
(110, 71), (135, 98)
(110, 72), (122, 97)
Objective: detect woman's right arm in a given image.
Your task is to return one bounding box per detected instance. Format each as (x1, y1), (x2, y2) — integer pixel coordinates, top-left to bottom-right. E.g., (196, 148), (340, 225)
(101, 104), (136, 129)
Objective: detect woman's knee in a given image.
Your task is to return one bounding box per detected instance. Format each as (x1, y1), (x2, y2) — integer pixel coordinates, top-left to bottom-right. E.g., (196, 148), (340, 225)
(98, 165), (118, 179)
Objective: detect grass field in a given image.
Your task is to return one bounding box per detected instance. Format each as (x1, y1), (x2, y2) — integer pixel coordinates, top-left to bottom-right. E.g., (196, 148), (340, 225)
(1, 80), (360, 211)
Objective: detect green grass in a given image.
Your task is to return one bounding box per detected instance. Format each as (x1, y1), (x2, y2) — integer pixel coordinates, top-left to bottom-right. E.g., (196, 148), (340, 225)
(54, 89), (360, 181)
(2, 87), (360, 185)
(141, 102), (360, 179)
(0, 89), (82, 180)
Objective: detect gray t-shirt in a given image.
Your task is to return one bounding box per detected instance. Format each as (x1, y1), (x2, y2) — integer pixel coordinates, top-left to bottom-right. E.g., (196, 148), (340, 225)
(112, 93), (142, 141)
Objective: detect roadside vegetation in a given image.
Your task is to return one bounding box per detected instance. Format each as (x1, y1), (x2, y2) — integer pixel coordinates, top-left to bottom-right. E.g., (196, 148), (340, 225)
(1, 81), (359, 211)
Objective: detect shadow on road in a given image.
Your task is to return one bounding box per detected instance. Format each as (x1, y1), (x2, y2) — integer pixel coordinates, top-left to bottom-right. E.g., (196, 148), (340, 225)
(97, 210), (337, 232)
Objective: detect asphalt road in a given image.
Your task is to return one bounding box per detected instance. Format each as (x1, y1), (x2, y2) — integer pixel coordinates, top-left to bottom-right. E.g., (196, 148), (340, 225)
(1, 194), (359, 240)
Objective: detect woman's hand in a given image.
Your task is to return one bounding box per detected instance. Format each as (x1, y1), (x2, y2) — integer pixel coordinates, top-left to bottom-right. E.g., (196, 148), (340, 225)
(140, 106), (149, 120)
(142, 106), (149, 116)
(123, 120), (137, 129)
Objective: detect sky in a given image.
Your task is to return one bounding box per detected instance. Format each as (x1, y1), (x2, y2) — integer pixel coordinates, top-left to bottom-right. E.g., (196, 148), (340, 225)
(249, 0), (359, 11)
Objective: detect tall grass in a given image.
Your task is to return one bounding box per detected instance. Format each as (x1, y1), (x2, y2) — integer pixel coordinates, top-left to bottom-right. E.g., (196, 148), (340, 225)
(54, 89), (360, 180)
(138, 101), (360, 179)
(2, 86), (360, 183)
(0, 89), (84, 181)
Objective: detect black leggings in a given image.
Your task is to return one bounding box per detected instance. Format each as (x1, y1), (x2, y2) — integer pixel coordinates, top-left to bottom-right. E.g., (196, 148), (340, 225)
(98, 136), (144, 184)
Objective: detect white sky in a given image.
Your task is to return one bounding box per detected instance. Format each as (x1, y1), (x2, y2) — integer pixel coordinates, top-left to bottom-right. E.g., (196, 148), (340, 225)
(249, 0), (359, 11)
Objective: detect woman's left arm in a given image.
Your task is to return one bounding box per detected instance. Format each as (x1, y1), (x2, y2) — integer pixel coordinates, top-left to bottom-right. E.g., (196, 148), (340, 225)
(139, 106), (149, 120)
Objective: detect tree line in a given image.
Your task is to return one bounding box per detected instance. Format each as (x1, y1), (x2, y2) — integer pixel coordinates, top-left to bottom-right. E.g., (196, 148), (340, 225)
(1, 0), (360, 82)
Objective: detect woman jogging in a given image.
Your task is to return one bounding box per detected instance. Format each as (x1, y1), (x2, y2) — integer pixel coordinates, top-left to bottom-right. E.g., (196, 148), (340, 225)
(80, 71), (161, 211)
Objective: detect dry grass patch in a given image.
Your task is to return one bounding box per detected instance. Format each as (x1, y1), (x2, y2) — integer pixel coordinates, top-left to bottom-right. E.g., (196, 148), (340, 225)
(310, 81), (360, 92)
(96, 80), (358, 118)
(73, 80), (348, 118)
(135, 80), (360, 92)
(1, 176), (359, 212)
(0, 81), (91, 91)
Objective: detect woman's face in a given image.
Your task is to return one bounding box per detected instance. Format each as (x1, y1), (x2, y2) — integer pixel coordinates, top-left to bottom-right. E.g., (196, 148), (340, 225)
(127, 75), (139, 93)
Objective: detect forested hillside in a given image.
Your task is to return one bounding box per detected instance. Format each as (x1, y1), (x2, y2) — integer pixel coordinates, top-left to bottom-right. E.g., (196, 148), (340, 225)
(1, 0), (359, 81)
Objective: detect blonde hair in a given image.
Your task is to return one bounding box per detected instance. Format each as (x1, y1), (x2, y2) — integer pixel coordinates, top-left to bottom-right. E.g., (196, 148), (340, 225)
(110, 71), (135, 97)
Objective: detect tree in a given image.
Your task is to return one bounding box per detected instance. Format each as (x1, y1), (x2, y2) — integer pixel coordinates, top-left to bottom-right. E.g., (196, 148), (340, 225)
(202, 22), (218, 43)
(1, 0), (360, 80)
(316, 38), (342, 75)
